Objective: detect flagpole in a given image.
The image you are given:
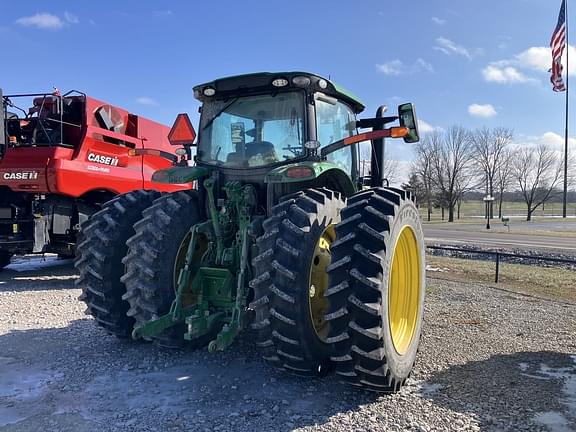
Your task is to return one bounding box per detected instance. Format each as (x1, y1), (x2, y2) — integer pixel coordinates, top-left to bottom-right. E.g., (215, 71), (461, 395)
(564, 0), (570, 218)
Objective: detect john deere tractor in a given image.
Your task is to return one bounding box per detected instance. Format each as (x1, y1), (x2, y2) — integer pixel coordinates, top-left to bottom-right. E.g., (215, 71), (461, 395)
(76, 72), (426, 392)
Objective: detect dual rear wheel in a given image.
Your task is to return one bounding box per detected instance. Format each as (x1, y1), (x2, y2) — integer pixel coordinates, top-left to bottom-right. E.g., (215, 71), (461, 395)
(250, 187), (425, 391)
(76, 187), (425, 392)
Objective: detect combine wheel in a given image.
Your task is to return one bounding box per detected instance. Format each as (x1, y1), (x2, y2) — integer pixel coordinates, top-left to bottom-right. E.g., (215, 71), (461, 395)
(121, 191), (206, 349)
(325, 187), (425, 392)
(0, 251), (13, 271)
(75, 190), (161, 337)
(250, 188), (346, 376)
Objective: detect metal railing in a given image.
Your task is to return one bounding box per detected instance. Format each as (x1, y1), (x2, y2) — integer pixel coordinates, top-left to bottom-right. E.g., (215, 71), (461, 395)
(426, 245), (576, 283)
(2, 91), (85, 149)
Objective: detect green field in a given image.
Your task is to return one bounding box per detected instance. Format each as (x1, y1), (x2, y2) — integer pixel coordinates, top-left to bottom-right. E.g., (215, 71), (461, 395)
(420, 200), (576, 221)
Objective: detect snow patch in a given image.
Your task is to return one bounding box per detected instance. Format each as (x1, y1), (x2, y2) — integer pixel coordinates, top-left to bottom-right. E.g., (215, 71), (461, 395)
(426, 265), (450, 273)
(535, 412), (571, 432)
(518, 362), (529, 372)
(6, 255), (72, 272)
(418, 382), (443, 395)
(0, 360), (58, 426)
(533, 355), (576, 431)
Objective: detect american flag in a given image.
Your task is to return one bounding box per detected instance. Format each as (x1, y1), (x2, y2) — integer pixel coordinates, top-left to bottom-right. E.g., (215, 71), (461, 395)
(550, 0), (567, 92)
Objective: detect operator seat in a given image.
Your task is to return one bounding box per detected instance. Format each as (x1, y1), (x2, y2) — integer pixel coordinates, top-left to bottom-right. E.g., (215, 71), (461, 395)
(226, 141), (277, 166)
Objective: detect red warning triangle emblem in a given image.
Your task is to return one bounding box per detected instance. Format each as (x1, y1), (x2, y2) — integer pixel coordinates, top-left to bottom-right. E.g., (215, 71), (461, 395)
(168, 113), (196, 145)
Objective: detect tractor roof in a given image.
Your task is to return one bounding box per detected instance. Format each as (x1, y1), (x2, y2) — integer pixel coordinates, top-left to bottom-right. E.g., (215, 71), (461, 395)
(193, 72), (365, 114)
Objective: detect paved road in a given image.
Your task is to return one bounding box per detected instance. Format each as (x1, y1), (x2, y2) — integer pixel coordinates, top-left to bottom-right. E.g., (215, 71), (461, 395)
(424, 226), (576, 252)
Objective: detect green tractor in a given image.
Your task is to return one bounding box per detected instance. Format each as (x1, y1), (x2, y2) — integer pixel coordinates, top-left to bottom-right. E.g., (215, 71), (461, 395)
(76, 72), (426, 392)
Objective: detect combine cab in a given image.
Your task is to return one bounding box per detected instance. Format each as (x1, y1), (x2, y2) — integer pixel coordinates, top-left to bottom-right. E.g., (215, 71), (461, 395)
(76, 72), (425, 392)
(0, 89), (190, 267)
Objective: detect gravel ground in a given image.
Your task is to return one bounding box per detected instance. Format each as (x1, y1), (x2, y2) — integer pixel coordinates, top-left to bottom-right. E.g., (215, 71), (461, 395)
(1, 256), (575, 432)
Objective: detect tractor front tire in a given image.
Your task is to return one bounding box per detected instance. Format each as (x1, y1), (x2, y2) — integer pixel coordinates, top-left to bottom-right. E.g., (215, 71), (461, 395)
(121, 191), (203, 349)
(250, 188), (346, 376)
(325, 188), (425, 392)
(76, 190), (161, 338)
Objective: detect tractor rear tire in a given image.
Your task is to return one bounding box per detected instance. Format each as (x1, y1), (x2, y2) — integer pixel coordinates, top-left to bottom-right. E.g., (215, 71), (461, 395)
(325, 187), (425, 392)
(121, 190), (204, 349)
(75, 190), (161, 338)
(250, 188), (346, 376)
(0, 251), (13, 271)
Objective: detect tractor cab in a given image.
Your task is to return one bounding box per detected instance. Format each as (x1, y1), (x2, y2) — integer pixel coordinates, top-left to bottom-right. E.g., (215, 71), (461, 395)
(158, 72), (419, 206)
(194, 73), (364, 178)
(193, 72), (365, 178)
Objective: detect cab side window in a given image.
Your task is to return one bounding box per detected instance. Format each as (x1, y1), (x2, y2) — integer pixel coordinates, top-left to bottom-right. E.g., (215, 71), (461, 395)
(315, 95), (356, 174)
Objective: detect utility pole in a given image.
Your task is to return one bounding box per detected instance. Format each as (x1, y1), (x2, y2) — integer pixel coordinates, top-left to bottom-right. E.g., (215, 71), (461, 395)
(563, 0), (570, 218)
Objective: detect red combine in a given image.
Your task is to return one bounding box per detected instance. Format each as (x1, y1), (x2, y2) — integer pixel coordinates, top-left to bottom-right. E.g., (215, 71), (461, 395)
(0, 89), (190, 269)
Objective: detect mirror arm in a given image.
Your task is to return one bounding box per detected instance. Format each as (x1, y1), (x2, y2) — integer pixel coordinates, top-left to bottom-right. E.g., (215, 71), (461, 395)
(356, 116), (398, 129)
(320, 138), (347, 159)
(320, 129), (396, 159)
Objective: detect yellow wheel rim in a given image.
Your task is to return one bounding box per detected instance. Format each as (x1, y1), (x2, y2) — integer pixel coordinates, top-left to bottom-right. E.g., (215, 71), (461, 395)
(388, 226), (421, 355)
(308, 225), (335, 341)
(173, 230), (207, 306)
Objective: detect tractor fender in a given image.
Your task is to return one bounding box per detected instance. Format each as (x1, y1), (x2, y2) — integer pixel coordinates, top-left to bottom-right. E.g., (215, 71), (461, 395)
(151, 166), (209, 184)
(265, 161), (356, 197)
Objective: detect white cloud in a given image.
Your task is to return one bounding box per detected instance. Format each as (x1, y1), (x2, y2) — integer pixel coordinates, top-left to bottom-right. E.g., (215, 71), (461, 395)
(482, 65), (533, 84)
(516, 45), (576, 76)
(516, 47), (550, 71)
(15, 13), (64, 30)
(497, 36), (512, 50)
(418, 120), (441, 133)
(376, 60), (403, 76)
(376, 58), (434, 76)
(64, 12), (79, 24)
(136, 97), (158, 106)
(468, 104), (497, 118)
(414, 58), (434, 73)
(434, 37), (472, 60)
(541, 132), (564, 148)
(431, 17), (446, 25)
(513, 132), (576, 152)
(483, 44), (576, 86)
(540, 132), (576, 149)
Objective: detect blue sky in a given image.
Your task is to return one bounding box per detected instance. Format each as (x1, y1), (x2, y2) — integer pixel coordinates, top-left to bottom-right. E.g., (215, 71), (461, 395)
(1, 0), (574, 161)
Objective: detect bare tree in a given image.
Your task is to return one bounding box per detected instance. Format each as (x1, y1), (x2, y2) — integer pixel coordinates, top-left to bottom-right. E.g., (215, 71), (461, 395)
(471, 127), (513, 218)
(359, 142), (399, 184)
(411, 138), (435, 221)
(568, 152), (576, 190)
(429, 127), (475, 222)
(494, 148), (514, 218)
(512, 144), (563, 221)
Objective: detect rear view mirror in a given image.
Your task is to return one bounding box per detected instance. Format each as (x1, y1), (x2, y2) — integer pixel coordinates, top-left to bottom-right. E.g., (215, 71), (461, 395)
(398, 103), (419, 143)
(168, 113), (197, 146)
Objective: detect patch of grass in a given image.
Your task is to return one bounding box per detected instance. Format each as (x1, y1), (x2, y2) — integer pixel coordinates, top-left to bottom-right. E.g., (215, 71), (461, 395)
(426, 255), (576, 303)
(425, 283), (437, 294)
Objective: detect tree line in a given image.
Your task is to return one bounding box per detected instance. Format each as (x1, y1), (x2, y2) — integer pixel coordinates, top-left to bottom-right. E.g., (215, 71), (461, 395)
(405, 126), (574, 221)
